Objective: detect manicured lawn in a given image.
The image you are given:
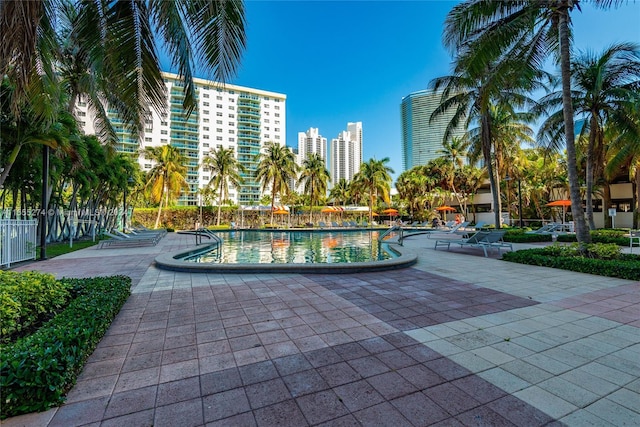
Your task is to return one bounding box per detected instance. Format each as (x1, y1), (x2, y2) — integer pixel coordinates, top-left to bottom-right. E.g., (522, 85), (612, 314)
(42, 239), (100, 259)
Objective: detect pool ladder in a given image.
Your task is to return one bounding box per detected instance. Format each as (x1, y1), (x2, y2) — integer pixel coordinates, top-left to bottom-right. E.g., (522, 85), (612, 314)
(379, 225), (403, 246)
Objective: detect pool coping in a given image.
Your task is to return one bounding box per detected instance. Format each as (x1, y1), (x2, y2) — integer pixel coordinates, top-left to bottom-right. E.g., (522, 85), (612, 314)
(154, 237), (418, 274)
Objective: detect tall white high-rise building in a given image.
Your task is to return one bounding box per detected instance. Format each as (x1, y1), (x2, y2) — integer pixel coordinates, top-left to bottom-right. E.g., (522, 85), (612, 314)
(77, 71), (286, 205)
(297, 127), (327, 165)
(330, 122), (362, 185)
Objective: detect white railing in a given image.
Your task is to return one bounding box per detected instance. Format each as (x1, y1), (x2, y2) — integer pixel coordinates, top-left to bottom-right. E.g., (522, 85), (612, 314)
(0, 219), (38, 268)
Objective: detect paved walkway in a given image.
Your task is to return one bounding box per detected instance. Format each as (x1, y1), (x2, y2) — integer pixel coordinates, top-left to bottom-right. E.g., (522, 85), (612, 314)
(5, 232), (639, 427)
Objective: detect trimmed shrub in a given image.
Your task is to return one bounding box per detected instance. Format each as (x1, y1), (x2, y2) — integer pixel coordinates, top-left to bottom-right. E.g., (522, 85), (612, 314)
(0, 275), (131, 418)
(502, 247), (640, 280)
(0, 271), (72, 342)
(502, 231), (553, 243)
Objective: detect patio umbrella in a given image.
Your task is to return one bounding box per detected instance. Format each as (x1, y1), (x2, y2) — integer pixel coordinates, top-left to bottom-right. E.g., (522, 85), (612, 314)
(382, 208), (398, 215)
(436, 205), (456, 220)
(546, 200), (571, 224)
(273, 209), (289, 227)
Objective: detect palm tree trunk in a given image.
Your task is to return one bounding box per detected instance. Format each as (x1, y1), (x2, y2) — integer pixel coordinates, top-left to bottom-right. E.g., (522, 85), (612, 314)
(481, 115), (501, 229)
(634, 168), (639, 229)
(585, 115), (598, 230)
(559, 5), (590, 244)
(217, 180), (224, 226)
(0, 143), (23, 189)
(154, 187), (165, 229)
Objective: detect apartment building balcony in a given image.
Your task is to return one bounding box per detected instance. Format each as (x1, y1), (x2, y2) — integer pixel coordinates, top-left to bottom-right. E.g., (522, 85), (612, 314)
(238, 125), (260, 132)
(238, 93), (259, 100)
(171, 142), (198, 150)
(237, 110), (261, 119)
(170, 134), (199, 142)
(170, 124), (198, 133)
(238, 118), (260, 125)
(237, 102), (260, 110)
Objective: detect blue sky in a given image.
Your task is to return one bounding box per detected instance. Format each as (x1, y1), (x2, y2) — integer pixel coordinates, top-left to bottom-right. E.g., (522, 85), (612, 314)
(167, 1), (640, 179)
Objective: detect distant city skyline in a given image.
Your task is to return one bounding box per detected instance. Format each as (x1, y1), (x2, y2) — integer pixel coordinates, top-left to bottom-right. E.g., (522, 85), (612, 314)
(160, 1), (640, 179)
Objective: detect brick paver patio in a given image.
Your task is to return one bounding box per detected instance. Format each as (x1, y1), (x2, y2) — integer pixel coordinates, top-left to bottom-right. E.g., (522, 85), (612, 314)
(6, 232), (639, 426)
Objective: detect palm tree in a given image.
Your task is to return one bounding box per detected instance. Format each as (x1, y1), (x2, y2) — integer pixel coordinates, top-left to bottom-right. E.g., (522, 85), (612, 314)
(255, 142), (299, 224)
(443, 0), (628, 241)
(143, 145), (189, 228)
(202, 147), (245, 226)
(539, 42), (640, 229)
(430, 57), (538, 229)
(352, 158), (394, 225)
(329, 178), (351, 208)
(438, 136), (470, 169)
(299, 154), (331, 223)
(1, 0), (246, 122)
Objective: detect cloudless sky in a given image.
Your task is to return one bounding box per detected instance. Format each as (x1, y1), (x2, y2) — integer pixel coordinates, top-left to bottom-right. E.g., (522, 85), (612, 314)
(163, 1), (640, 180)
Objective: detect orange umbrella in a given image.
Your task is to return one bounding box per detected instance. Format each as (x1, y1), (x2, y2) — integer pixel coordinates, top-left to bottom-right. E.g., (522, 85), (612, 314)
(382, 208), (399, 215)
(436, 206), (456, 211)
(546, 200), (571, 223)
(546, 200), (571, 207)
(321, 207), (336, 213)
(273, 209), (289, 214)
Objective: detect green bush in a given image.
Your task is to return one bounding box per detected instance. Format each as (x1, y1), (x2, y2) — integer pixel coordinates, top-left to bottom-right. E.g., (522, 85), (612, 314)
(502, 247), (640, 280)
(502, 230), (553, 243)
(0, 275), (131, 418)
(556, 229), (629, 246)
(0, 271), (72, 342)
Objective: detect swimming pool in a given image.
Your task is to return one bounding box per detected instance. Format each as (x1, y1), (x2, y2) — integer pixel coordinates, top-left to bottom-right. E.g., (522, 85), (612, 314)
(183, 230), (395, 264)
(155, 229), (418, 273)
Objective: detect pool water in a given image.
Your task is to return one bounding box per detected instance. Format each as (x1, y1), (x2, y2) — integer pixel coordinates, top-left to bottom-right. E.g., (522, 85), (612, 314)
(182, 230), (397, 264)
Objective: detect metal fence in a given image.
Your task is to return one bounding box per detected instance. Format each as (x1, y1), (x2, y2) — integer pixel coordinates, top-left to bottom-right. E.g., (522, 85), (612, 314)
(0, 219), (38, 268)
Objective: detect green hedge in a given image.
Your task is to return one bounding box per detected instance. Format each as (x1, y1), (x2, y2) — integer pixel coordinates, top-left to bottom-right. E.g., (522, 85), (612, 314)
(0, 271), (72, 342)
(503, 231), (553, 243)
(0, 275), (131, 419)
(502, 249), (640, 280)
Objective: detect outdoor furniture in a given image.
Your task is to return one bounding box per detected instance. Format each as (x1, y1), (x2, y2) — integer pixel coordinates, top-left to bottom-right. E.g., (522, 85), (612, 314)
(434, 230), (512, 257)
(526, 223), (563, 234)
(427, 221), (470, 238)
(629, 230), (640, 253)
(318, 222), (327, 228)
(434, 231), (491, 256)
(98, 230), (163, 249)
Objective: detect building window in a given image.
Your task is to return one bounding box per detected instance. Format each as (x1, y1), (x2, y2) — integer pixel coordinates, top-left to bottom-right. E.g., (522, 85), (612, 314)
(275, 135), (280, 139)
(203, 143), (209, 147)
(264, 103), (269, 108)
(216, 136), (223, 140)
(265, 134), (270, 138)
(264, 119), (270, 123)
(203, 110), (209, 114)
(216, 104), (222, 108)
(229, 130), (234, 134)
(203, 118), (209, 123)
(217, 128), (222, 132)
(161, 121), (168, 126)
(145, 164), (151, 169)
(217, 144), (223, 149)
(216, 120), (223, 124)
(203, 126), (209, 131)
(144, 137), (152, 142)
(229, 137), (235, 142)
(228, 122), (234, 126)
(216, 96), (222, 100)
(217, 112), (223, 117)
(203, 102), (209, 106)
(275, 113), (280, 117)
(77, 111), (86, 117)
(229, 114), (235, 118)
(229, 106), (234, 110)
(275, 120), (280, 124)
(264, 112), (269, 116)
(229, 98), (235, 102)
(265, 127), (270, 131)
(161, 130), (168, 135)
(275, 128), (280, 132)
(161, 138), (168, 143)
(203, 93), (209, 98)
(275, 105), (280, 110)
(203, 135), (209, 139)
